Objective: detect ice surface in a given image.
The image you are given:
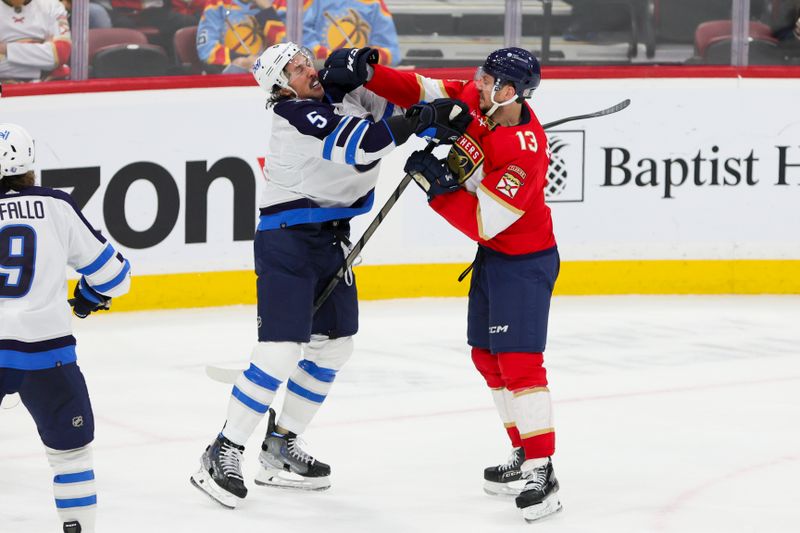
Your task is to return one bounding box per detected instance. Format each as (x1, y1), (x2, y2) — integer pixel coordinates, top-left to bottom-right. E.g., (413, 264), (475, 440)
(2, 296), (799, 532)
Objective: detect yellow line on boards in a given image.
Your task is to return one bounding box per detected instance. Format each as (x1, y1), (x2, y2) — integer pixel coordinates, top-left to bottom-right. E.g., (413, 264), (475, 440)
(68, 260), (800, 312)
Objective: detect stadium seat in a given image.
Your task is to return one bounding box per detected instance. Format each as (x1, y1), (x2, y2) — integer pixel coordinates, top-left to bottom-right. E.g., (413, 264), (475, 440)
(88, 28), (149, 60)
(694, 20), (781, 64)
(90, 43), (171, 78)
(173, 26), (206, 75)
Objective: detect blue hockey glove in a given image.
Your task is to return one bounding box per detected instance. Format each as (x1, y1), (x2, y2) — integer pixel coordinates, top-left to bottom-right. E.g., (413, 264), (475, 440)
(319, 47), (379, 93)
(69, 278), (111, 319)
(404, 150), (460, 201)
(407, 98), (472, 145)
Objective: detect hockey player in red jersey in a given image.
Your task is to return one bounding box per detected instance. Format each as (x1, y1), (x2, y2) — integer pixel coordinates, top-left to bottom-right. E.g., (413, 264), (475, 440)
(320, 47), (562, 522)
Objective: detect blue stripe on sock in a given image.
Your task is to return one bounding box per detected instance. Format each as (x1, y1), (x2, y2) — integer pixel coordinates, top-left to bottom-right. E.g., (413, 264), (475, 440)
(287, 379), (326, 403)
(54, 470), (95, 484)
(231, 385), (269, 414)
(55, 495), (97, 509)
(297, 359), (337, 383)
(243, 363), (281, 391)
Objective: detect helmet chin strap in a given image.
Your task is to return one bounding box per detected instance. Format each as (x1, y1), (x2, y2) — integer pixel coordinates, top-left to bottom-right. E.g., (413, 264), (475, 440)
(485, 86), (518, 117)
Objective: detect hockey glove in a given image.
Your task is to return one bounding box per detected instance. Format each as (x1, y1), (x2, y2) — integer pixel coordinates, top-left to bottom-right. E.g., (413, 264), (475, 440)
(405, 150), (459, 201)
(407, 98), (472, 145)
(319, 47), (379, 93)
(69, 277), (111, 319)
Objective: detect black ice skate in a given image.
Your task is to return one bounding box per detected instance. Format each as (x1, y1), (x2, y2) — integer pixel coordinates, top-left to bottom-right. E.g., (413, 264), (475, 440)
(514, 457), (563, 522)
(190, 434), (248, 508)
(63, 520), (81, 533)
(483, 447), (527, 496)
(255, 408), (331, 491)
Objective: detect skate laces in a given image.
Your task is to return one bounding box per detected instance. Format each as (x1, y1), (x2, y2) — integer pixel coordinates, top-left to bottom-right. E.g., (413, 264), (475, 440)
(499, 448), (523, 472)
(525, 463), (548, 490)
(219, 441), (244, 480)
(286, 435), (315, 465)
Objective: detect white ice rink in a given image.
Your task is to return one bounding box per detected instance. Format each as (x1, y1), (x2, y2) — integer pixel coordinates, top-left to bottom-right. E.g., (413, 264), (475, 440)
(2, 296), (799, 533)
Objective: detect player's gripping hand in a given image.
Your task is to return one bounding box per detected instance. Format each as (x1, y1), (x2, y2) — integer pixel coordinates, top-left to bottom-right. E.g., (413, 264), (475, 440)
(69, 278), (111, 319)
(407, 98), (472, 145)
(405, 150), (459, 201)
(319, 47), (379, 92)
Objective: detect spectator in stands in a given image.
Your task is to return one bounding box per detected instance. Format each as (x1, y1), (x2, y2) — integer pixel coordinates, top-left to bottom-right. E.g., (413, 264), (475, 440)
(0, 0), (71, 83)
(197, 0), (280, 74)
(59, 1), (113, 29)
(98, 0), (202, 43)
(283, 0), (401, 66)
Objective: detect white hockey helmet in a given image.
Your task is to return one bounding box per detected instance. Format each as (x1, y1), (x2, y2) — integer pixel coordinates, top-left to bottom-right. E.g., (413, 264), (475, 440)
(252, 42), (303, 94)
(0, 123), (35, 177)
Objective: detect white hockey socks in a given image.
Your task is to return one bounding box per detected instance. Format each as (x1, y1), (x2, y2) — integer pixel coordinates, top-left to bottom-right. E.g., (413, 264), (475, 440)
(222, 342), (300, 445)
(511, 386), (555, 457)
(46, 444), (96, 533)
(277, 336), (353, 434)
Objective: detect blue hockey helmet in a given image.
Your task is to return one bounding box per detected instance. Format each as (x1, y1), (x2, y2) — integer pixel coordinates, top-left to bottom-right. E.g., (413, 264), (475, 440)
(480, 47), (541, 99)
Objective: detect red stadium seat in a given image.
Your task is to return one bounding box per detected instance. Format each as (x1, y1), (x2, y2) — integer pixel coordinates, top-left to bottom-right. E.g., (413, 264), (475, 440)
(88, 28), (149, 60)
(694, 20), (777, 61)
(90, 43), (170, 78)
(173, 26), (206, 75)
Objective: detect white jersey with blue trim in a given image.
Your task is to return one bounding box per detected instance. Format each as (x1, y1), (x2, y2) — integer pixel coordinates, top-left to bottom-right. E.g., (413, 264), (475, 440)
(0, 185), (130, 370)
(260, 86), (402, 219)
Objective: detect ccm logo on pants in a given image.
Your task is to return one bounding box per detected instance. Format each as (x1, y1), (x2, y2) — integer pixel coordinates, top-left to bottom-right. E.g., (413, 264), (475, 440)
(489, 325), (509, 334)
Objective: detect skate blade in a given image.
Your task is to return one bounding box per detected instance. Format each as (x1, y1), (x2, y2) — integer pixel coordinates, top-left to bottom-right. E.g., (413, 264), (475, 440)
(521, 493), (562, 523)
(190, 469), (242, 509)
(483, 479), (525, 497)
(254, 467), (331, 491)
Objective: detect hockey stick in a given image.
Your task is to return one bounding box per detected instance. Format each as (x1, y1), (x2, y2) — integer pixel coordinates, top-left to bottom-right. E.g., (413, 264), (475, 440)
(313, 98), (632, 310)
(224, 9), (254, 56)
(205, 99), (630, 384)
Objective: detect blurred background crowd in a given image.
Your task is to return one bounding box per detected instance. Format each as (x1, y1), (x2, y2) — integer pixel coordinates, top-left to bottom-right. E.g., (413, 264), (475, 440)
(1, 0), (799, 83)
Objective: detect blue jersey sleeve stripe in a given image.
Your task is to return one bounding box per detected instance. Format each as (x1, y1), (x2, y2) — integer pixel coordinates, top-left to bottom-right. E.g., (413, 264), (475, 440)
(78, 279), (103, 304)
(380, 102), (395, 122)
(345, 120), (371, 165)
(287, 379), (326, 404)
(322, 116), (350, 160)
(54, 470), (95, 484)
(77, 244), (115, 276)
(297, 359), (337, 383)
(231, 385), (269, 414)
(55, 495), (97, 509)
(92, 260), (130, 294)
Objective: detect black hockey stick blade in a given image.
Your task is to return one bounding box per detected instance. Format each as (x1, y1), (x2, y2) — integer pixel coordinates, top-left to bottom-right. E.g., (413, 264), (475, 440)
(542, 98), (630, 130)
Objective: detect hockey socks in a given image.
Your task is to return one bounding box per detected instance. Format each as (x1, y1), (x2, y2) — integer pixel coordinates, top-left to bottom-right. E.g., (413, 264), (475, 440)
(46, 445), (96, 533)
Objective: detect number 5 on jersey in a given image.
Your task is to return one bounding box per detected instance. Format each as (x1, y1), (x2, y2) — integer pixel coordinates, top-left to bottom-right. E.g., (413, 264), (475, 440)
(306, 111), (328, 128)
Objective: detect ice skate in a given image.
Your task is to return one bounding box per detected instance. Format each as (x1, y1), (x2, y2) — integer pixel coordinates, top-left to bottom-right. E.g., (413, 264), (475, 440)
(255, 409), (331, 491)
(63, 520), (82, 533)
(190, 434), (248, 509)
(514, 457), (562, 522)
(483, 447), (527, 496)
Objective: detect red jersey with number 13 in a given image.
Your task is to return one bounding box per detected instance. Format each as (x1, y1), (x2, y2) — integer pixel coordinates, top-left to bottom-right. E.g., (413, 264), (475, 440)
(366, 65), (556, 255)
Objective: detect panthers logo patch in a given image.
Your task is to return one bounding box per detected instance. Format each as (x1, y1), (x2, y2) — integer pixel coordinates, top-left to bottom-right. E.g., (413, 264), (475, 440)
(447, 134), (484, 184)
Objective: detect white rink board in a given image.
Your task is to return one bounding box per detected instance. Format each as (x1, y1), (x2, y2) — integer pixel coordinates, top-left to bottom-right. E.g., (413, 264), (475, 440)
(2, 78), (799, 276)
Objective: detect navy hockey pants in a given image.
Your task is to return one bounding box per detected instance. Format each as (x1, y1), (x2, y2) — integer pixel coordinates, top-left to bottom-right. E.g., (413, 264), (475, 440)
(254, 220), (358, 342)
(467, 245), (560, 354)
(0, 363), (95, 450)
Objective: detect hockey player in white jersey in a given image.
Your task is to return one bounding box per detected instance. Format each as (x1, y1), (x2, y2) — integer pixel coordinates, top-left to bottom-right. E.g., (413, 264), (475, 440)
(190, 44), (471, 509)
(0, 124), (131, 533)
